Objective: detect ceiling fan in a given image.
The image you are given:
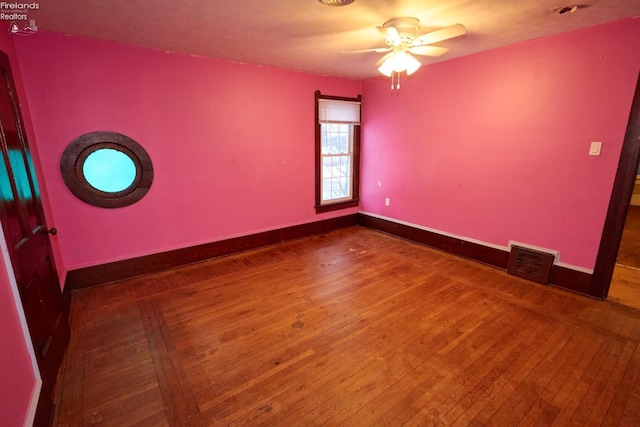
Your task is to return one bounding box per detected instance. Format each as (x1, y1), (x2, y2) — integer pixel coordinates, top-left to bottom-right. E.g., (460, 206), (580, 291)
(359, 17), (466, 87)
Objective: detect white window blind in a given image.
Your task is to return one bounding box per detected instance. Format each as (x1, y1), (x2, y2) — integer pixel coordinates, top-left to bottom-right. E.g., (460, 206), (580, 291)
(318, 99), (361, 125)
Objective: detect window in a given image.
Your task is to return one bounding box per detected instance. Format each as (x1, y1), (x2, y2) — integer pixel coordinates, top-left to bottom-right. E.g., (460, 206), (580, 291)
(60, 131), (153, 208)
(315, 91), (361, 213)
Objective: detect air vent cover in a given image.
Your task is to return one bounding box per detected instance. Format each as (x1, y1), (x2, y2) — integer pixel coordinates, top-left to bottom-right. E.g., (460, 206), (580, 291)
(507, 245), (554, 284)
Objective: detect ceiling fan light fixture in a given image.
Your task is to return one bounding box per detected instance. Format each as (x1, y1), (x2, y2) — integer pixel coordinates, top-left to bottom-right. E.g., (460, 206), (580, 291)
(317, 0), (355, 6)
(378, 58), (394, 77)
(378, 51), (421, 77)
(406, 59), (420, 75)
(395, 51), (421, 74)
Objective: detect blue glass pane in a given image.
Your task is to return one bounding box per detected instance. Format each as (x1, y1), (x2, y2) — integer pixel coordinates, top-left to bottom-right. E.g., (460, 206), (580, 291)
(83, 148), (136, 193)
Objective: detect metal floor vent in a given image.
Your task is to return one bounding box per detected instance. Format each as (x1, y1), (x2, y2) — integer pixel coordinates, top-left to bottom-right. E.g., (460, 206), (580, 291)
(507, 245), (554, 285)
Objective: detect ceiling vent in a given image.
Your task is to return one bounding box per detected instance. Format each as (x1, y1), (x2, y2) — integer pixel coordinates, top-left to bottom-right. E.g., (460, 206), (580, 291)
(317, 0), (355, 6)
(549, 5), (580, 14)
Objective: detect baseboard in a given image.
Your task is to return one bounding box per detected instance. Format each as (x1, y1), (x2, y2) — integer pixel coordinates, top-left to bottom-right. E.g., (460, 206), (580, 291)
(66, 215), (358, 291)
(62, 279), (72, 315)
(550, 263), (592, 295)
(356, 213), (594, 297)
(357, 213), (510, 268)
(65, 212), (593, 297)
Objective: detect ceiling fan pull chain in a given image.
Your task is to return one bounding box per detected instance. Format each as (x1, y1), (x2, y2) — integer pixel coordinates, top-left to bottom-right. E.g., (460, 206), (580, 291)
(397, 71), (401, 90)
(390, 72), (394, 90)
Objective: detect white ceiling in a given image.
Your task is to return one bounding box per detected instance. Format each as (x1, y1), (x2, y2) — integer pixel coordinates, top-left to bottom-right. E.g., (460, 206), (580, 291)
(25, 0), (640, 80)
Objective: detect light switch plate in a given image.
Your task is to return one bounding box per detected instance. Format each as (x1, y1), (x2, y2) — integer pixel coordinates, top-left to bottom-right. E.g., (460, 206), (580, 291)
(589, 141), (602, 156)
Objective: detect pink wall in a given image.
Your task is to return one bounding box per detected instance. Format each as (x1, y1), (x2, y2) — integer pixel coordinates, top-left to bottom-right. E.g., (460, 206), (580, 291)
(0, 30), (38, 427)
(14, 32), (362, 271)
(10, 19), (639, 274)
(2, 16), (636, 426)
(361, 18), (640, 270)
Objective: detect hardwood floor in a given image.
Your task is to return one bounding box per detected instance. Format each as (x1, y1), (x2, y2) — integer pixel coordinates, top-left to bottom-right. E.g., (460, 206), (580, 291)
(609, 205), (640, 310)
(53, 227), (640, 426)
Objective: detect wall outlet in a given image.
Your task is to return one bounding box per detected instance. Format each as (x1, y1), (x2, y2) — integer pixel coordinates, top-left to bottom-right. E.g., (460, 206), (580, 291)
(385, 198), (390, 206)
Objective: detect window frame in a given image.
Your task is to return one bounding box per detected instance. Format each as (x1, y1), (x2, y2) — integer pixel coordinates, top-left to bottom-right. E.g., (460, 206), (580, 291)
(60, 131), (153, 208)
(314, 90), (361, 213)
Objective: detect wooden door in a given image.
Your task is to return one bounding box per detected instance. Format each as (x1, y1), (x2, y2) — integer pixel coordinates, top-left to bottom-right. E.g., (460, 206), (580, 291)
(0, 51), (69, 425)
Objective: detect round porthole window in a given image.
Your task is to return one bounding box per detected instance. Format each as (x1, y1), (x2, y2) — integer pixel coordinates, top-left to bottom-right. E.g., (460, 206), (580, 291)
(60, 131), (153, 208)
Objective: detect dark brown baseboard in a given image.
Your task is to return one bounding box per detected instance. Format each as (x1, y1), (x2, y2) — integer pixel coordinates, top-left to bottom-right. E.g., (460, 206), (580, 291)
(66, 214), (358, 291)
(65, 212), (594, 298)
(356, 213), (510, 269)
(356, 213), (595, 297)
(550, 264), (593, 296)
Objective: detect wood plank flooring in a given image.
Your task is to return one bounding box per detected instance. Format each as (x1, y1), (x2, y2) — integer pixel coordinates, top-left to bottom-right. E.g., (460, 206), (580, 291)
(53, 227), (640, 426)
(609, 205), (640, 310)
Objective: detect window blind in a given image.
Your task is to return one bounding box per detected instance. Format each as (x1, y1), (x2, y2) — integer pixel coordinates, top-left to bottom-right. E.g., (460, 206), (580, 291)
(318, 99), (361, 124)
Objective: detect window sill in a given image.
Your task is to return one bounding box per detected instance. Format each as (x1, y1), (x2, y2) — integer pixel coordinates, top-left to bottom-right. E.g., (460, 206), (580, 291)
(315, 199), (359, 214)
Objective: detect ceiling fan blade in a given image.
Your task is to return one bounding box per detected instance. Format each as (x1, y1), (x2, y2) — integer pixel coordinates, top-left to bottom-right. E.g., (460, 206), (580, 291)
(414, 24), (466, 45)
(409, 45), (449, 56)
(349, 47), (391, 53)
(377, 25), (400, 44)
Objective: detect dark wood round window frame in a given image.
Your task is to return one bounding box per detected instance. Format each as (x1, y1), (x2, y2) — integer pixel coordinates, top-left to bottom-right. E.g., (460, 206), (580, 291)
(60, 131), (153, 208)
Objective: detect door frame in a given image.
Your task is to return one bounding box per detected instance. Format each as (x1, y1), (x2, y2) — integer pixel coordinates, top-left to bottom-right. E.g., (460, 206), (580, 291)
(591, 72), (640, 299)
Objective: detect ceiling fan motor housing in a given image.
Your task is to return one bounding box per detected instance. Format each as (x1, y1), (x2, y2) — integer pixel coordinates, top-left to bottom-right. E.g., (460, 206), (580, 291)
(384, 17), (420, 46)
